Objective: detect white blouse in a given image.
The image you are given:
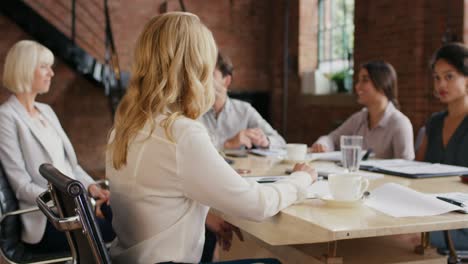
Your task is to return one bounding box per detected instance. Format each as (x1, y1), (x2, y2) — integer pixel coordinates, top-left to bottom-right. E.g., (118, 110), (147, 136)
(30, 113), (74, 178)
(106, 116), (311, 264)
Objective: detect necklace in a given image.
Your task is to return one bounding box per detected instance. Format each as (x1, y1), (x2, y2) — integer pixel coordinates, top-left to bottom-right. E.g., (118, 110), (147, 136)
(36, 112), (47, 127)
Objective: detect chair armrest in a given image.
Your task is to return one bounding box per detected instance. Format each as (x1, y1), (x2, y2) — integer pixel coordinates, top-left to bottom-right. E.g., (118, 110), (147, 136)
(36, 190), (82, 232)
(0, 206), (41, 224)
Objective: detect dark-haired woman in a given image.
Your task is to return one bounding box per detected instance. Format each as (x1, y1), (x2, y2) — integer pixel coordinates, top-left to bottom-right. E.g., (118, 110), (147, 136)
(311, 61), (414, 159)
(416, 42), (468, 250)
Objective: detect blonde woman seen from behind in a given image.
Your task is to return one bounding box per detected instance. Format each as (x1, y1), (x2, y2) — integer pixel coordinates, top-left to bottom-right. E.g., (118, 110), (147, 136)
(106, 12), (316, 264)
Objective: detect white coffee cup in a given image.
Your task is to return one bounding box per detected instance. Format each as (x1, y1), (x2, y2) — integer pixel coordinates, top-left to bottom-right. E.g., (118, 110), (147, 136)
(286, 143), (307, 161)
(328, 173), (369, 201)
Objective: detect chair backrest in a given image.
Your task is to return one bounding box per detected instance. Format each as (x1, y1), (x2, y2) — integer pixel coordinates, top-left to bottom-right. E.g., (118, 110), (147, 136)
(0, 160), (23, 261)
(415, 126), (426, 152)
(0, 161), (71, 263)
(37, 163), (112, 264)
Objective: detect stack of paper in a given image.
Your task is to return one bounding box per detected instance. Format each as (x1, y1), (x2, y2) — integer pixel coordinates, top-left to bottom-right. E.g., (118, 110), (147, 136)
(365, 183), (461, 217)
(360, 159), (468, 178)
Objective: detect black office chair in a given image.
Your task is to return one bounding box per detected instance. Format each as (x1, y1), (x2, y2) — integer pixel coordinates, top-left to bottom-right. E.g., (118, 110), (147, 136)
(36, 163), (111, 264)
(0, 161), (71, 264)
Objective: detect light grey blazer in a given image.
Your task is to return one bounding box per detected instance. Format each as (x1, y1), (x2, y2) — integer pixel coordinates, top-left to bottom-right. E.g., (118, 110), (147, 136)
(0, 95), (95, 244)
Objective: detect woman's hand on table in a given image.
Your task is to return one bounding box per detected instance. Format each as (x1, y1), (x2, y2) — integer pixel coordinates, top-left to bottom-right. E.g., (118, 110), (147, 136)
(292, 163), (318, 183)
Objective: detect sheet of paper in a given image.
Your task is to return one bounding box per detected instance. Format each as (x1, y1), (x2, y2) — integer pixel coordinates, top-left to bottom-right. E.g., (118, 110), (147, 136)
(249, 148), (286, 157)
(314, 163), (384, 179)
(306, 151), (342, 161)
(434, 192), (468, 205)
(429, 192), (468, 213)
(307, 150), (370, 162)
(364, 183), (461, 217)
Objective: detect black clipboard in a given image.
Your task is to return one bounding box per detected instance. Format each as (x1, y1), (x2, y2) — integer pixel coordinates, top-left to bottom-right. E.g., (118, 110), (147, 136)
(360, 164), (468, 179)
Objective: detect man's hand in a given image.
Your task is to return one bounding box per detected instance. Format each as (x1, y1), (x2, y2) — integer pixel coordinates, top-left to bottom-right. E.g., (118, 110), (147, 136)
(224, 130), (253, 149)
(292, 163), (318, 183)
(310, 143), (328, 153)
(245, 128), (269, 148)
(224, 128), (269, 149)
(206, 213), (244, 251)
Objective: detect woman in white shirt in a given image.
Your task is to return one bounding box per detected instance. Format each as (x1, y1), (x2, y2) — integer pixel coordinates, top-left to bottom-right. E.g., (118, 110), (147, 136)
(310, 61), (414, 160)
(0, 40), (114, 252)
(106, 12), (316, 264)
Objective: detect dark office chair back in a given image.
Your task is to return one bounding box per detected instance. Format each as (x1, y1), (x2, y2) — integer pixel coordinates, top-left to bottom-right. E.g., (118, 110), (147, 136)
(0, 161), (71, 263)
(0, 161), (22, 260)
(37, 163), (111, 264)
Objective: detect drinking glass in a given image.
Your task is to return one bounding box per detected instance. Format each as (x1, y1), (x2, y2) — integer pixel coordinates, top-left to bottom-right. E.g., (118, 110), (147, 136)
(340, 135), (363, 172)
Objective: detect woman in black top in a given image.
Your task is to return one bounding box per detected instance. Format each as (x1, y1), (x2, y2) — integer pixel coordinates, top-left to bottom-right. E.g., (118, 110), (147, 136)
(416, 42), (468, 250)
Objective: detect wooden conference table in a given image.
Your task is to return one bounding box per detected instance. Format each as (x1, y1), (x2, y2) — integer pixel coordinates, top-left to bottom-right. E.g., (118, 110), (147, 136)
(215, 155), (468, 264)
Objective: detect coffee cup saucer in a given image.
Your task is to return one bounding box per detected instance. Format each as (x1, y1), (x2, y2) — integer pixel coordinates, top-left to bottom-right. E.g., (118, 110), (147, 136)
(318, 195), (363, 207)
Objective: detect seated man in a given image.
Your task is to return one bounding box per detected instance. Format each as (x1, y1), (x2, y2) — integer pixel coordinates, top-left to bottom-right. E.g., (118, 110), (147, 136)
(200, 53), (286, 150)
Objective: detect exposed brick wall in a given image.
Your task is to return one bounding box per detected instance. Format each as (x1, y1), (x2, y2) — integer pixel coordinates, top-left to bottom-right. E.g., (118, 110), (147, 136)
(270, 0), (467, 144)
(25, 0), (276, 92)
(2, 0), (467, 158)
(24, 0), (107, 61)
(354, 0), (464, 134)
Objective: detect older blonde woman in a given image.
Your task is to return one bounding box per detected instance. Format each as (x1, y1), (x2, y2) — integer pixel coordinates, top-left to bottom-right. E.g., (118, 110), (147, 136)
(0, 40), (114, 252)
(106, 12), (316, 264)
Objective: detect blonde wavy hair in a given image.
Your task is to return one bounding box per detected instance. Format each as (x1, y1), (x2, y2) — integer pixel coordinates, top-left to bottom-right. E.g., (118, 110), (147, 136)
(109, 12), (217, 169)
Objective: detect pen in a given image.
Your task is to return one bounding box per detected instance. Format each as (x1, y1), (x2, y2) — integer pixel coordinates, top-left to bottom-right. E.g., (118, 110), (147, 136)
(437, 196), (466, 207)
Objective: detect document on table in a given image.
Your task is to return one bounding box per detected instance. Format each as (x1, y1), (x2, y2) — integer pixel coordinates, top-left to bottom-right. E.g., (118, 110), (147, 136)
(429, 192), (468, 213)
(249, 148), (286, 157)
(364, 183), (461, 217)
(306, 151), (342, 161)
(313, 163), (384, 179)
(360, 159), (468, 178)
(249, 150), (344, 161)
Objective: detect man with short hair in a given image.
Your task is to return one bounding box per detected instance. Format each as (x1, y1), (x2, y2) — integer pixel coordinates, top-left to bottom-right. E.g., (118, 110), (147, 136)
(200, 53), (286, 150)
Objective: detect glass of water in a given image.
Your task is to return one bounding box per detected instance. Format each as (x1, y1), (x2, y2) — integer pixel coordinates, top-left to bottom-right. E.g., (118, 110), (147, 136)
(340, 135), (363, 172)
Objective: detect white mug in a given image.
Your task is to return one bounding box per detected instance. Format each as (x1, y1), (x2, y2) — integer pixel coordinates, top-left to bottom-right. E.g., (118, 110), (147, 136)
(286, 143), (307, 161)
(328, 173), (369, 201)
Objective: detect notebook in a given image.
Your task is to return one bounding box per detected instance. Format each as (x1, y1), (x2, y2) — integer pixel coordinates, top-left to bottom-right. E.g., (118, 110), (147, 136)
(360, 159), (468, 178)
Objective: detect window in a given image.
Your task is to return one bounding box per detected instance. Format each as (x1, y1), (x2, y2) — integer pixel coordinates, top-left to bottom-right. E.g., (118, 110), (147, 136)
(318, 0), (354, 74)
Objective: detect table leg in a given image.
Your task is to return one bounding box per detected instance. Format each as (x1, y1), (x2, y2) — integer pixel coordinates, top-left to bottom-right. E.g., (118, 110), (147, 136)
(414, 232), (431, 254)
(321, 241), (343, 264)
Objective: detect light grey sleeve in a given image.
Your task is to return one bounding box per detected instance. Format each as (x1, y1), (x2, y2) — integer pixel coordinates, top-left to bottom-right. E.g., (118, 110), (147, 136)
(0, 112), (45, 205)
(73, 165), (95, 190)
(315, 112), (363, 151)
(391, 116), (415, 160)
(245, 104), (286, 148)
